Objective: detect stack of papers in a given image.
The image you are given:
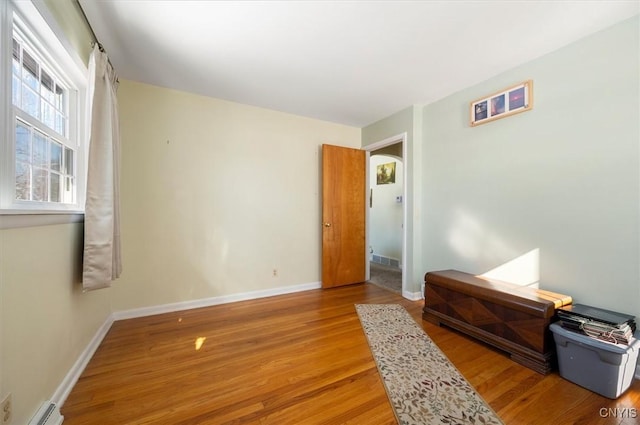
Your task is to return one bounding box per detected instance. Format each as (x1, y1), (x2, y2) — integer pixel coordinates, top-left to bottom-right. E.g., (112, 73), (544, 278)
(557, 304), (636, 346)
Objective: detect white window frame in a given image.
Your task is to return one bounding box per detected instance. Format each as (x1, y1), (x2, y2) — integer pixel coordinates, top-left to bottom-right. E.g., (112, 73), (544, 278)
(1, 0), (87, 215)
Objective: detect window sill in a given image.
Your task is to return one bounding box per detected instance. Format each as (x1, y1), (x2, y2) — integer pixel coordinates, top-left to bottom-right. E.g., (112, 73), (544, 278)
(0, 212), (84, 229)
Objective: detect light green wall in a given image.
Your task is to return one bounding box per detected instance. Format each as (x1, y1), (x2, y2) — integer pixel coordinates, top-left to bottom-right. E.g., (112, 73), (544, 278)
(362, 106), (424, 294)
(420, 16), (639, 318)
(112, 80), (361, 311)
(362, 106), (415, 147)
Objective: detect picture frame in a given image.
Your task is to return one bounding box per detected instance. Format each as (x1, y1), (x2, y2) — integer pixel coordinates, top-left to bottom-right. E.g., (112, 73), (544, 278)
(376, 161), (396, 185)
(470, 80), (533, 126)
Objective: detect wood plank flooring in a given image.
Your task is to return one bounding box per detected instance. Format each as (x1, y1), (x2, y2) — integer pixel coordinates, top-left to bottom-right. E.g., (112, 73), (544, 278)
(62, 283), (640, 424)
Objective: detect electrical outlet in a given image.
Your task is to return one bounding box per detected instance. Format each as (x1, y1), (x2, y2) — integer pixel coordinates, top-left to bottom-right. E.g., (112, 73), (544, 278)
(1, 393), (12, 425)
(272, 269), (278, 277)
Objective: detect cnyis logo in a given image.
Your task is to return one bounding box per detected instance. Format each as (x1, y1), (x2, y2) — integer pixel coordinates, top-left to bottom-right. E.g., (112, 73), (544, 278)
(599, 408), (638, 418)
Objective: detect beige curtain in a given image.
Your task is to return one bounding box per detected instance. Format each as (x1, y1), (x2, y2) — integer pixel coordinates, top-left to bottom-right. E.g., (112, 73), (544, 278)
(82, 44), (121, 291)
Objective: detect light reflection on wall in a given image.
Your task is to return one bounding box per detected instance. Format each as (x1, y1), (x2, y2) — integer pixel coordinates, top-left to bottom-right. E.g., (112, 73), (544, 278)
(480, 248), (540, 288)
(448, 209), (513, 263)
(448, 209), (540, 287)
(448, 210), (484, 259)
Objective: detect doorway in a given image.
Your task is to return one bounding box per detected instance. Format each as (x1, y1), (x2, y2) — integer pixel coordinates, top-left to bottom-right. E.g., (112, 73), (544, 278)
(365, 133), (407, 296)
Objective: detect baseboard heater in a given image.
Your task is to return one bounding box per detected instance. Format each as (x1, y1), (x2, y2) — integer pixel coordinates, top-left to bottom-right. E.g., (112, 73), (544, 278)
(28, 401), (63, 425)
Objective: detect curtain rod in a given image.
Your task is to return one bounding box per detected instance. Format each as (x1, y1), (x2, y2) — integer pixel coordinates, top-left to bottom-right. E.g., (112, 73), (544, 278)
(74, 0), (106, 54)
(74, 0), (118, 82)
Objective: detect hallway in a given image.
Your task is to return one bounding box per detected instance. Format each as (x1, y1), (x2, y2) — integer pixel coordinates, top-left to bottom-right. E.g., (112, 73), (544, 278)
(368, 262), (402, 294)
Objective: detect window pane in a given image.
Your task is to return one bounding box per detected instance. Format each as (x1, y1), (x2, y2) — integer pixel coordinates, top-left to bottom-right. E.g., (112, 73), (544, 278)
(55, 112), (66, 135)
(12, 74), (20, 106)
(15, 162), (30, 200)
(50, 172), (60, 202)
(55, 85), (65, 110)
(63, 176), (75, 203)
(22, 50), (39, 90)
(21, 84), (39, 118)
(12, 57), (20, 75)
(12, 38), (20, 61)
(64, 147), (74, 176)
(33, 132), (48, 168)
(16, 123), (30, 163)
(32, 168), (48, 201)
(41, 70), (54, 102)
(50, 141), (62, 171)
(12, 39), (21, 88)
(42, 102), (55, 130)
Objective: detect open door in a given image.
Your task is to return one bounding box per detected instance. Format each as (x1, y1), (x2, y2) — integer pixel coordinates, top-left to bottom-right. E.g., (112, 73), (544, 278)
(321, 144), (366, 288)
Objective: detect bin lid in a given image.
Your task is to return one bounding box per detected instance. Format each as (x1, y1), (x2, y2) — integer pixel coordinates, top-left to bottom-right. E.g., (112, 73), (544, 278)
(558, 304), (635, 327)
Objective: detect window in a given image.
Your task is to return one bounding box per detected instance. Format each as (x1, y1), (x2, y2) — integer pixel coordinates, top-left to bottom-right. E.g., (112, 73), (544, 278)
(12, 36), (75, 204)
(1, 0), (86, 213)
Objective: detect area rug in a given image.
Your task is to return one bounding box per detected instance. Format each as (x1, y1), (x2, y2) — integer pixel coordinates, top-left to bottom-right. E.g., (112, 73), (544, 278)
(355, 304), (504, 425)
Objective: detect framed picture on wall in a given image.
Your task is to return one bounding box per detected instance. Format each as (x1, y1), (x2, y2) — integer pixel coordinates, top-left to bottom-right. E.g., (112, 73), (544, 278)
(470, 80), (533, 126)
(376, 162), (396, 185)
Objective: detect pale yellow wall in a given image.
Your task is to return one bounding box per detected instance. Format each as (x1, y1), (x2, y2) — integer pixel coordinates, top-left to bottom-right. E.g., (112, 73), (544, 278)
(0, 2), (113, 424)
(113, 80), (361, 311)
(0, 75), (359, 425)
(0, 223), (112, 425)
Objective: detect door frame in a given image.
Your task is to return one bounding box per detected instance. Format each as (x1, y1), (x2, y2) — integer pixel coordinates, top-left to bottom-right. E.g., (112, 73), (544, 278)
(364, 132), (408, 297)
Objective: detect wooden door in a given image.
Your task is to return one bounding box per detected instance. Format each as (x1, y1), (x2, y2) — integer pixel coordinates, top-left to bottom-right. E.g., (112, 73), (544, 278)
(321, 144), (366, 288)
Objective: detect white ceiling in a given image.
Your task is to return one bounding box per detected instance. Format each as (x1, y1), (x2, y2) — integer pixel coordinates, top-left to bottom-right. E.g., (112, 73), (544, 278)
(78, 0), (639, 127)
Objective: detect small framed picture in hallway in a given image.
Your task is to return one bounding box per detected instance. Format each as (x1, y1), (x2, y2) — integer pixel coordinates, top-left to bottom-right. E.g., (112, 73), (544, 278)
(376, 161), (396, 185)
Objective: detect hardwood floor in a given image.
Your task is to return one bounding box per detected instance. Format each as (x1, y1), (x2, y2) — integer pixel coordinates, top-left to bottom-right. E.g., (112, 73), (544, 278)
(62, 283), (640, 424)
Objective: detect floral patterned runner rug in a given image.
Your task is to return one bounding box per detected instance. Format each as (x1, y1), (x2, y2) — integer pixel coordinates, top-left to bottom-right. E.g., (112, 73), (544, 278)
(355, 304), (504, 425)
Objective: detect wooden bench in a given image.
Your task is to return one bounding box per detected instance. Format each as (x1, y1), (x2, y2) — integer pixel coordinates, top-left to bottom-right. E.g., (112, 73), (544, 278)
(423, 269), (572, 374)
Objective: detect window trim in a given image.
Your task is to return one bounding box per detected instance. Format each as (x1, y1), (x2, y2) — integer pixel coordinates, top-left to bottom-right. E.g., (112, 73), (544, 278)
(0, 212), (84, 229)
(1, 0), (87, 215)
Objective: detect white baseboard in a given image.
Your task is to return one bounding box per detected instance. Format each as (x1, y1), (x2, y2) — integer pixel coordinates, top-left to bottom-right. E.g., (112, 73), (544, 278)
(403, 290), (423, 301)
(55, 281), (321, 408)
(49, 286), (640, 415)
(51, 314), (115, 407)
(113, 281), (322, 321)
